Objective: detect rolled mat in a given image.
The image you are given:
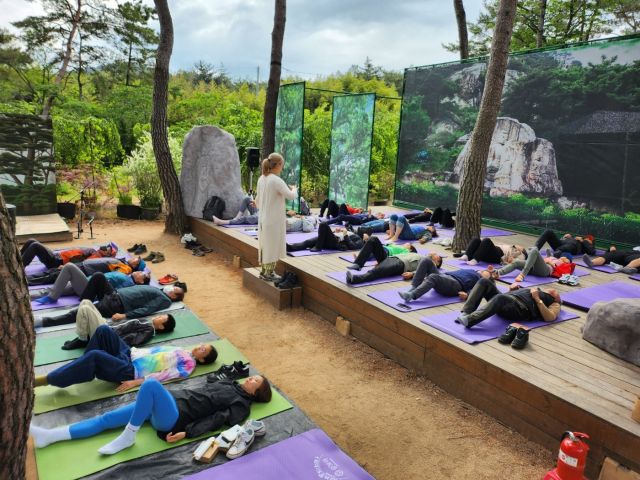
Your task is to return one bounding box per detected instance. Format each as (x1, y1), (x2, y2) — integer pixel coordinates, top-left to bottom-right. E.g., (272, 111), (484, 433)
(34, 338), (247, 414)
(438, 228), (515, 238)
(420, 309), (580, 344)
(559, 281), (640, 311)
(326, 268), (405, 288)
(34, 385), (292, 480)
(181, 429), (374, 480)
(34, 312), (211, 366)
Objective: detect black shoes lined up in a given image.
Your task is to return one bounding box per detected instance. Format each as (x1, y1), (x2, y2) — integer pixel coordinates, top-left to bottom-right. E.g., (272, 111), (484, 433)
(498, 325), (529, 349)
(275, 270), (299, 289)
(127, 244), (147, 255)
(207, 361), (250, 383)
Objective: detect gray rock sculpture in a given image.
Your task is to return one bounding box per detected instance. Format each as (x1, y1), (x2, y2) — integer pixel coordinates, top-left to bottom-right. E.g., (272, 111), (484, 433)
(452, 117), (563, 197)
(582, 298), (640, 367)
(180, 126), (245, 219)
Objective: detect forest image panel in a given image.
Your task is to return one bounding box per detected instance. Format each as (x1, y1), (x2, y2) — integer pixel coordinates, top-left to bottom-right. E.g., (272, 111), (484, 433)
(274, 82), (305, 209)
(328, 93), (375, 208)
(395, 37), (640, 244)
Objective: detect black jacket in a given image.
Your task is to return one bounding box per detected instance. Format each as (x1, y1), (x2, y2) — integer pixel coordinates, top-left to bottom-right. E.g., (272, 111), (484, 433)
(156, 379), (253, 440)
(559, 238), (595, 255)
(111, 320), (154, 347)
(340, 233), (365, 251)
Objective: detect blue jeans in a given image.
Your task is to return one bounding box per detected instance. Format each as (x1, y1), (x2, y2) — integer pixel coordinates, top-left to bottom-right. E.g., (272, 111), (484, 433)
(47, 325), (135, 388)
(362, 219), (387, 232)
(388, 214), (415, 240)
(69, 379), (179, 438)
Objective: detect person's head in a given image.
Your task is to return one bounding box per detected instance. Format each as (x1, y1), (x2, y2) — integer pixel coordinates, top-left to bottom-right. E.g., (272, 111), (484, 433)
(99, 246), (115, 257)
(286, 210), (296, 217)
(356, 207), (364, 213)
(427, 226), (438, 237)
(241, 375), (272, 403)
(427, 252), (442, 268)
(584, 234), (594, 243)
(559, 252), (573, 264)
(374, 212), (385, 219)
(406, 244), (417, 253)
(401, 243), (412, 251)
(128, 257), (143, 271)
(262, 152), (284, 176)
(131, 271), (151, 285)
(152, 314), (176, 333)
(516, 245), (528, 260)
(191, 343), (218, 364)
(542, 288), (561, 304)
(163, 286), (184, 302)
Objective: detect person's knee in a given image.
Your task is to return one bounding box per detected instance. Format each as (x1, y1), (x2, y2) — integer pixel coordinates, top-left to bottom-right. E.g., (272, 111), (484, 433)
(139, 377), (161, 392)
(389, 214), (398, 222)
(369, 236), (381, 245)
(477, 278), (493, 289)
(94, 324), (111, 336)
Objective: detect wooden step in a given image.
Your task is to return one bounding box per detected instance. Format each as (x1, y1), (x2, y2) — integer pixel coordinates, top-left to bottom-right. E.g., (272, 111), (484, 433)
(242, 268), (301, 311)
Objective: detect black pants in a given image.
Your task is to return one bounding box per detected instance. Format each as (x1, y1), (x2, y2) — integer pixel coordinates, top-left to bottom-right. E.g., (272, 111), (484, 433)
(462, 278), (531, 327)
(465, 237), (503, 264)
(534, 230), (576, 257)
(324, 214), (366, 226)
(350, 257), (404, 284)
(80, 272), (114, 302)
(405, 212), (432, 223)
(21, 239), (62, 268)
(42, 285), (124, 328)
(289, 223), (341, 252)
(320, 199), (339, 218)
(353, 236), (388, 267)
(431, 207), (455, 228)
(28, 268), (62, 286)
(602, 250), (640, 266)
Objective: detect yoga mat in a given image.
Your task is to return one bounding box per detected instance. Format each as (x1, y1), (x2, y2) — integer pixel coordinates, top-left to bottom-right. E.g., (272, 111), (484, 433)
(629, 274), (640, 282)
(496, 267), (590, 287)
(420, 309), (580, 344)
(34, 385), (293, 480)
(444, 259), (501, 271)
(31, 295), (81, 311)
(338, 249), (448, 266)
(181, 429), (375, 480)
(288, 247), (342, 257)
(326, 268), (405, 288)
(25, 263), (50, 275)
(239, 227), (319, 237)
(560, 281), (640, 311)
(368, 287), (463, 312)
(573, 260), (618, 273)
(34, 312), (211, 366)
(34, 338), (248, 414)
(438, 228), (516, 238)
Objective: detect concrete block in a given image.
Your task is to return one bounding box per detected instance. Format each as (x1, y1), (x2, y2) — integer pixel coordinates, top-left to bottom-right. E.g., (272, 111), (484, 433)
(599, 457), (640, 480)
(335, 316), (351, 336)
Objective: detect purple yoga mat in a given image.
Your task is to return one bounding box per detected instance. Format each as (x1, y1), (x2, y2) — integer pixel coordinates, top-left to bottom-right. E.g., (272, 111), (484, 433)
(438, 228), (516, 238)
(338, 249), (448, 266)
(31, 295), (80, 311)
(182, 429), (375, 480)
(239, 228), (319, 238)
(368, 287), (463, 312)
(326, 268), (405, 288)
(444, 259), (501, 270)
(288, 248), (343, 257)
(420, 309), (580, 344)
(573, 260), (618, 273)
(25, 263), (50, 274)
(560, 281), (640, 311)
(629, 274), (640, 282)
(221, 223), (257, 228)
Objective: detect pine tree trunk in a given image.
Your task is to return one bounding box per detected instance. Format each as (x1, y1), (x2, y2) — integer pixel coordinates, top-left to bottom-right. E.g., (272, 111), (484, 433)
(452, 0), (517, 252)
(537, 0), (547, 48)
(453, 0), (470, 59)
(0, 191), (36, 479)
(261, 0), (287, 157)
(151, 0), (185, 235)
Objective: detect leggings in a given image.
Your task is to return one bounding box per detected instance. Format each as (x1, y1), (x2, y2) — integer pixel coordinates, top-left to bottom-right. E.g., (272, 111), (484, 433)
(49, 263), (89, 300)
(388, 214), (415, 240)
(69, 378), (179, 438)
(497, 247), (551, 277)
(237, 196), (258, 216)
(431, 207), (455, 228)
(465, 237), (503, 264)
(405, 212), (432, 224)
(320, 199), (340, 218)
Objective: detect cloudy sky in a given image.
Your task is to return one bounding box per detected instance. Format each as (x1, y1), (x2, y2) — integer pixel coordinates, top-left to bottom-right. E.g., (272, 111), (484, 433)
(0, 0), (485, 79)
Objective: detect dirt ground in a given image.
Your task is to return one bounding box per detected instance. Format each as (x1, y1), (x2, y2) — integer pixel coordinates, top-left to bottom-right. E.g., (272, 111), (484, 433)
(28, 217), (558, 479)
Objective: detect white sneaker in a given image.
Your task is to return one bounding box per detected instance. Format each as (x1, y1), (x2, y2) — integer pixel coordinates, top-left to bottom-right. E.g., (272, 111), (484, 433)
(181, 233), (197, 244)
(242, 419), (265, 436)
(226, 428), (255, 459)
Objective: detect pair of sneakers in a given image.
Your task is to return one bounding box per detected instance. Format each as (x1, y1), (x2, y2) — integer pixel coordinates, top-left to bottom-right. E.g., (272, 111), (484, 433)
(558, 274), (580, 286)
(207, 361), (250, 383)
(498, 325), (529, 349)
(143, 251), (165, 263)
(226, 419), (266, 459)
(275, 270), (299, 289)
(127, 244), (147, 255)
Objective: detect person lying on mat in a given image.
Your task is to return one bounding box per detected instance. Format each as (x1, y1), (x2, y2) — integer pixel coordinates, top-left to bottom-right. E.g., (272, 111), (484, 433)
(212, 195), (259, 225)
(35, 280), (183, 330)
(493, 247), (575, 282)
(30, 262), (151, 304)
(534, 230), (596, 258)
(455, 279), (561, 328)
(61, 299), (177, 350)
(286, 222), (364, 253)
(34, 325), (217, 394)
(286, 214), (318, 233)
(346, 235), (426, 271)
(30, 374), (272, 456)
(21, 238), (115, 268)
(319, 198), (364, 218)
(398, 258), (492, 303)
(27, 256), (145, 287)
(403, 207), (456, 228)
(359, 217), (390, 233)
(459, 237), (527, 266)
(582, 246), (640, 274)
(323, 209), (386, 227)
(384, 214), (438, 243)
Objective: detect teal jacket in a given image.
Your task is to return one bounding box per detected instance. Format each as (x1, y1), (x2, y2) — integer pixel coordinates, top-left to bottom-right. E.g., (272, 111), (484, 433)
(118, 285), (172, 319)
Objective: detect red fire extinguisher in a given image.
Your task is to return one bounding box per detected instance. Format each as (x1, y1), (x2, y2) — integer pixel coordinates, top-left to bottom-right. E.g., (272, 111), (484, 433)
(556, 431), (589, 480)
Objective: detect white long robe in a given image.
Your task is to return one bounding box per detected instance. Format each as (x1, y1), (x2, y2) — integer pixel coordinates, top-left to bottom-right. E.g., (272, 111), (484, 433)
(255, 174), (297, 265)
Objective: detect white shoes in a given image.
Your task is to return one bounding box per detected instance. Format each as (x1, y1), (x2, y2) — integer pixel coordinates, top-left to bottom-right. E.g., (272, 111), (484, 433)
(432, 237), (452, 246)
(242, 419), (266, 436)
(180, 233), (197, 244)
(226, 428), (255, 459)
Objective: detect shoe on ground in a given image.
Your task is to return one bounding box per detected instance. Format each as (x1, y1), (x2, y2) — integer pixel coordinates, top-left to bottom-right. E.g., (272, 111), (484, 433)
(143, 251), (157, 261)
(133, 245), (147, 255)
(558, 274), (570, 284)
(498, 325), (518, 344)
(174, 281), (187, 293)
(180, 233), (197, 244)
(242, 419), (265, 437)
(453, 252), (464, 258)
(226, 428), (255, 459)
(274, 271), (291, 287)
(192, 249), (205, 257)
(278, 272), (299, 289)
(127, 244), (140, 252)
(152, 252), (165, 263)
(346, 263), (361, 271)
(398, 290), (414, 303)
(61, 337), (89, 350)
(567, 275), (580, 286)
(158, 274), (178, 285)
(207, 361), (250, 383)
(198, 245), (212, 253)
(511, 328), (529, 349)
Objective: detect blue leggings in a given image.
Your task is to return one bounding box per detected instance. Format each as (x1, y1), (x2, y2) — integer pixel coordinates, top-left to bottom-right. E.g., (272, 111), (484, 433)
(69, 379), (179, 439)
(388, 214), (415, 240)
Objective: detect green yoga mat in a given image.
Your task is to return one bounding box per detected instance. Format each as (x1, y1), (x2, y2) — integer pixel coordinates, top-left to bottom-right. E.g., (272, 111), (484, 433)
(34, 387), (292, 480)
(34, 339), (248, 414)
(34, 312), (211, 366)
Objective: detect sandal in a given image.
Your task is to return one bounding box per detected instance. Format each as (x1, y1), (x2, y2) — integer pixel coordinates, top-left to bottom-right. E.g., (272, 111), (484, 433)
(158, 274), (178, 284)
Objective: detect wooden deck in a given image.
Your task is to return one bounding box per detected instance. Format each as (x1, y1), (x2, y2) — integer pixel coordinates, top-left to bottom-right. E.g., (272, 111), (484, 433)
(188, 210), (640, 480)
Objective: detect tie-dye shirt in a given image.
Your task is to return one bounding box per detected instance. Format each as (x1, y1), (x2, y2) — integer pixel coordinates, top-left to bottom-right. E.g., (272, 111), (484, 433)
(131, 346), (196, 382)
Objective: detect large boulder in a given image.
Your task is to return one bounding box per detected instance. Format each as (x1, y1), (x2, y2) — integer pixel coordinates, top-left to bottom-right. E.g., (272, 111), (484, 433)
(582, 298), (640, 367)
(452, 117), (563, 197)
(180, 126), (245, 219)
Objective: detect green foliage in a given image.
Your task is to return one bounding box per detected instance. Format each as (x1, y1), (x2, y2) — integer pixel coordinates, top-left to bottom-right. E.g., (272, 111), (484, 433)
(274, 82), (304, 207)
(301, 106), (331, 204)
(104, 86), (153, 154)
(53, 116), (124, 167)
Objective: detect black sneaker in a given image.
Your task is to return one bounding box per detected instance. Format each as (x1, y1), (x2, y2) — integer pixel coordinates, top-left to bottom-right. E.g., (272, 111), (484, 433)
(174, 281), (187, 293)
(206, 361), (250, 383)
(498, 325), (518, 344)
(279, 272), (299, 289)
(511, 328), (529, 349)
(133, 244), (147, 255)
(62, 337), (89, 350)
(275, 271), (291, 287)
(127, 244), (140, 252)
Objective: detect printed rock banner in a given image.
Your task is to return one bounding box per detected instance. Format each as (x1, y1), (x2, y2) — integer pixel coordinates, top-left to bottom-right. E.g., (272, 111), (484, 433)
(395, 37), (640, 244)
(0, 114), (56, 215)
(328, 93), (375, 209)
(274, 82), (305, 210)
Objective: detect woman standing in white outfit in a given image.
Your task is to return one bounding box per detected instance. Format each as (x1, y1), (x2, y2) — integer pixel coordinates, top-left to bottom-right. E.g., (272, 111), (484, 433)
(254, 153), (297, 280)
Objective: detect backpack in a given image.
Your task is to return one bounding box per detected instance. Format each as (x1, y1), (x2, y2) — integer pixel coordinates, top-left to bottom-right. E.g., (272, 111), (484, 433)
(298, 197), (311, 216)
(202, 196), (226, 221)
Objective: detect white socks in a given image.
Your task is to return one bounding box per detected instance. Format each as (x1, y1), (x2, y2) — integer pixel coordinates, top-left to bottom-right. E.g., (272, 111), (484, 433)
(459, 255), (468, 262)
(98, 423), (139, 455)
(30, 423), (71, 448)
(467, 259), (479, 265)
